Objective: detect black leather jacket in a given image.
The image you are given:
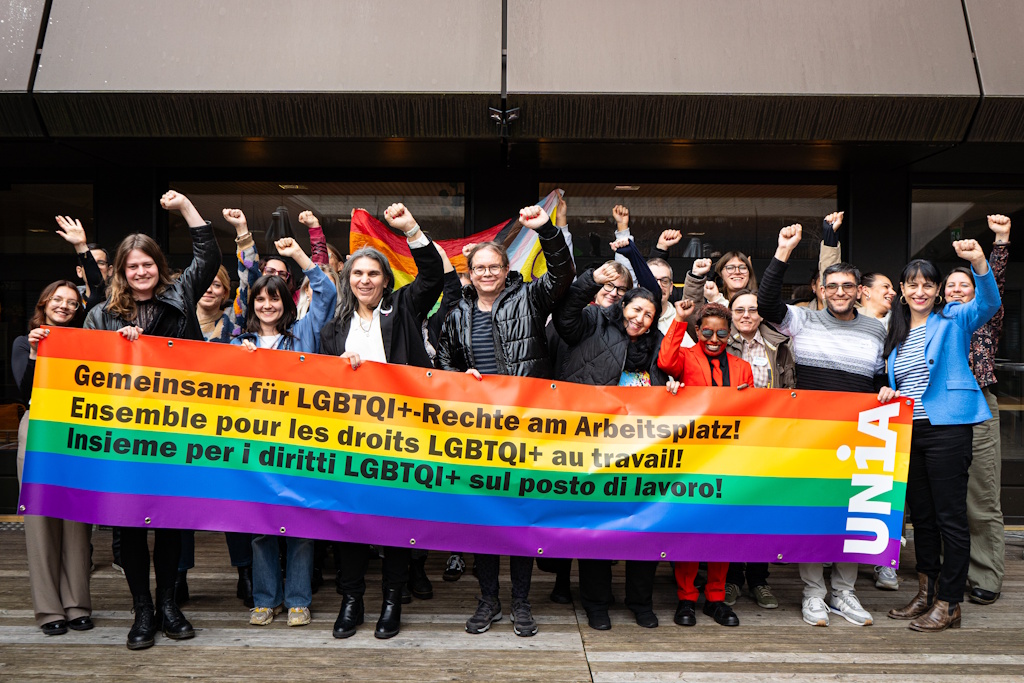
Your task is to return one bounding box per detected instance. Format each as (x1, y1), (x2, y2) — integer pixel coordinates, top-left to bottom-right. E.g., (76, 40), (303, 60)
(437, 224), (574, 378)
(84, 223), (221, 342)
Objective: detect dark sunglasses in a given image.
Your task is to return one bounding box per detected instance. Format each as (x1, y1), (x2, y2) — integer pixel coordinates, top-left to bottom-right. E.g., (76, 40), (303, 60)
(700, 328), (729, 340)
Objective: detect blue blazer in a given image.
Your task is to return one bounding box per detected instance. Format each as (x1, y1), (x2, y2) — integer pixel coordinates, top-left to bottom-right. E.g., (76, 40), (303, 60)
(886, 263), (1001, 425)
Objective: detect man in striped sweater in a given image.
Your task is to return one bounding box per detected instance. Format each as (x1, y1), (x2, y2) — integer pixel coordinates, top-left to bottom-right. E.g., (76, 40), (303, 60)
(758, 222), (887, 628)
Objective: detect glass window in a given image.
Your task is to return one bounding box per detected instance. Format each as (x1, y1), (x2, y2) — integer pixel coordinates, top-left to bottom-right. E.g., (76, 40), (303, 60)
(541, 182), (836, 297)
(167, 181), (465, 259)
(1, 184), (94, 403)
(912, 188), (1024, 465)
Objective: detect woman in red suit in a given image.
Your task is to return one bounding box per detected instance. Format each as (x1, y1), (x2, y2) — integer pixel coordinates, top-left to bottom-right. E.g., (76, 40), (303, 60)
(658, 301), (754, 628)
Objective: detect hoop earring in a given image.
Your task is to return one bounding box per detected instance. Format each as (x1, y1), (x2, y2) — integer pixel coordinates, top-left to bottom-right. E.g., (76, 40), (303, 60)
(899, 295), (906, 305)
(936, 295), (943, 305)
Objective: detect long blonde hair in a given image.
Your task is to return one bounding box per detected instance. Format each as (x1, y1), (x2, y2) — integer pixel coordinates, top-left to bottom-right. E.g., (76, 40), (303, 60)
(105, 233), (174, 321)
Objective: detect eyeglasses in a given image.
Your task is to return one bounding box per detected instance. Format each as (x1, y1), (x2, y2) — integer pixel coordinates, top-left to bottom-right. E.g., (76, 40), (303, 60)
(722, 264), (748, 274)
(732, 307), (758, 315)
(655, 277), (674, 287)
(471, 264), (506, 276)
(700, 328), (729, 339)
(824, 282), (858, 293)
(262, 267), (291, 281)
(94, 260), (109, 267)
(46, 296), (80, 311)
(602, 283), (628, 296)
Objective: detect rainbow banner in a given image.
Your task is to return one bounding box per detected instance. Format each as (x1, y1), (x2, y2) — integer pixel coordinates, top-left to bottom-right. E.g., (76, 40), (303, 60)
(20, 328), (911, 564)
(349, 190), (563, 289)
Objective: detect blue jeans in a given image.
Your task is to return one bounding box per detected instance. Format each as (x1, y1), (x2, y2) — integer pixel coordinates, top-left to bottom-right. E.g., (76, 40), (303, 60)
(252, 535), (313, 609)
(179, 531), (253, 571)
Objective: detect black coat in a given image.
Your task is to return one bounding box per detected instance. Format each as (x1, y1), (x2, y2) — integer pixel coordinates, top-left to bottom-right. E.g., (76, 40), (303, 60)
(436, 224), (575, 378)
(554, 268), (668, 386)
(83, 223), (220, 342)
(320, 239), (444, 369)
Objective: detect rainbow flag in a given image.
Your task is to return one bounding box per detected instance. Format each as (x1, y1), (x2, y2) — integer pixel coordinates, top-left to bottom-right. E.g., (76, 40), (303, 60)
(349, 189), (564, 289)
(21, 328), (911, 564)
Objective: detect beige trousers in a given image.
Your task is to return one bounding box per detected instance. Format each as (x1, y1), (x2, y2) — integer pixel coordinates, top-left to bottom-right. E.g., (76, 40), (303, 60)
(17, 411), (92, 626)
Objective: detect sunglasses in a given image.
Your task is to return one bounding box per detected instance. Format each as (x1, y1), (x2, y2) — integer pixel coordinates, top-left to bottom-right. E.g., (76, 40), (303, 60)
(700, 328), (729, 340)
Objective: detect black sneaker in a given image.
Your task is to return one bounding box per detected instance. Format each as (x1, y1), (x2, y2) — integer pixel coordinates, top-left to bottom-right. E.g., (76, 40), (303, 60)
(511, 599), (538, 637)
(466, 596), (502, 634)
(443, 554), (465, 582)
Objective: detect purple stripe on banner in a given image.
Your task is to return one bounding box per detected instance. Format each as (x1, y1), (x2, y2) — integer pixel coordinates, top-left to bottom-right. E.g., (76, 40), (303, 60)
(18, 483), (901, 565)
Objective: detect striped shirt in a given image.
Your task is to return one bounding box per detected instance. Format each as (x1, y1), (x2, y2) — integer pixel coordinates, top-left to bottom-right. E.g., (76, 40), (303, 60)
(471, 306), (499, 375)
(893, 325), (930, 420)
(779, 305), (886, 393)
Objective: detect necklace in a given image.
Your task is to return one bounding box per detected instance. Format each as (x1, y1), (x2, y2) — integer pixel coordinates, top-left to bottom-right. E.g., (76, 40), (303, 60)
(357, 314), (372, 336)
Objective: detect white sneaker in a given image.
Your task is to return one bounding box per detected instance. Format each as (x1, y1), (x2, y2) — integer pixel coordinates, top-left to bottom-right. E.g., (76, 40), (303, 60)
(873, 565), (899, 590)
(829, 590), (873, 626)
(801, 596), (830, 626)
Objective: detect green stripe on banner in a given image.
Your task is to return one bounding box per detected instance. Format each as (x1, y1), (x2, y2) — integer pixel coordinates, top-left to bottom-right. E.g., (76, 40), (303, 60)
(29, 420), (907, 508)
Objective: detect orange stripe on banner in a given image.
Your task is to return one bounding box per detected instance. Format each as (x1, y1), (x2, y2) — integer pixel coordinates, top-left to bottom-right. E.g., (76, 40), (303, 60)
(37, 329), (914, 425)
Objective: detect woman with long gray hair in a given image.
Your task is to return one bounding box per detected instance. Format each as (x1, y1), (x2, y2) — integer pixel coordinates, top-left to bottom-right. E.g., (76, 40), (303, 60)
(319, 203), (444, 641)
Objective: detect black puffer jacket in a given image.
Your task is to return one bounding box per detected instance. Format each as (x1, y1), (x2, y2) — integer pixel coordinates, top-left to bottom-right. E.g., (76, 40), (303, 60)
(437, 224), (574, 378)
(555, 268), (668, 386)
(83, 222), (220, 341)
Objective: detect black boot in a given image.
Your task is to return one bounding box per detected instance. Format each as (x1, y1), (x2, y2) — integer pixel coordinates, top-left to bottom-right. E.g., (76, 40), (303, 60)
(408, 555), (434, 600)
(173, 570), (190, 606)
(156, 587), (195, 640)
(375, 587), (402, 639)
(333, 594), (364, 639)
(126, 595), (156, 650)
(237, 566), (254, 609)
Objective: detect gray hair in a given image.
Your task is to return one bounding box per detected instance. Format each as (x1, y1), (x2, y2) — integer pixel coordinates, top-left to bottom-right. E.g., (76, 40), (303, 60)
(335, 247), (395, 325)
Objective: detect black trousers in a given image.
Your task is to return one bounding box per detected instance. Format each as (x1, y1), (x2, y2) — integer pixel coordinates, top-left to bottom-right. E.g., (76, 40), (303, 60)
(578, 559), (659, 614)
(476, 555), (533, 601)
(119, 527), (181, 601)
(335, 543), (410, 595)
(726, 562), (770, 588)
(906, 420), (973, 604)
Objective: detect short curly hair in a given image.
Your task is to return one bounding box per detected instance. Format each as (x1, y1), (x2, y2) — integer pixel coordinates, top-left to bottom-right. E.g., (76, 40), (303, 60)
(697, 302), (732, 326)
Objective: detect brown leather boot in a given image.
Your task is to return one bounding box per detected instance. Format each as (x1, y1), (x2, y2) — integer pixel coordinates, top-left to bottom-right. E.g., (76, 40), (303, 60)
(888, 573), (934, 620)
(909, 599), (961, 632)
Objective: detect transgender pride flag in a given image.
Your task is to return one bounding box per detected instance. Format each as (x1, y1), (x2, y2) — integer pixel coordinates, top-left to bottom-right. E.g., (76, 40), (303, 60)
(349, 189), (564, 289)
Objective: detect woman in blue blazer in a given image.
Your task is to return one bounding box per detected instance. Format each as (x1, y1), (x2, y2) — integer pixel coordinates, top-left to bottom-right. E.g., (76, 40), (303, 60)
(877, 238), (1000, 632)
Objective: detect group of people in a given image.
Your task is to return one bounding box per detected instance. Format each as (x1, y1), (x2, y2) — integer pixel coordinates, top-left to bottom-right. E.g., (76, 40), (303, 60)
(11, 191), (1010, 649)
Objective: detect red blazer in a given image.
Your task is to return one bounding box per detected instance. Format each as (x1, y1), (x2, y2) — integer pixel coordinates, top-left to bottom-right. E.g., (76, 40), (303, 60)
(658, 319), (755, 388)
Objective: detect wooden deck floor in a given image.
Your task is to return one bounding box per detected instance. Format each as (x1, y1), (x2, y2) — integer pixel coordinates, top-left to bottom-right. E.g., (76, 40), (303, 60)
(1, 525), (1022, 682)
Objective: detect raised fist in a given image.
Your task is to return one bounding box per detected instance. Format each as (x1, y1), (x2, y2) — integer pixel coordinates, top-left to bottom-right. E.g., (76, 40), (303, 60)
(592, 262), (621, 285)
(274, 237), (305, 260)
(657, 229), (683, 250)
(609, 238), (630, 252)
(704, 280), (720, 301)
(612, 204), (629, 229)
(160, 190), (188, 212)
(462, 242), (478, 259)
(555, 194), (568, 227)
(825, 211), (844, 232)
(692, 258), (713, 277)
(778, 223), (803, 251)
(519, 205), (550, 231)
(297, 210), (320, 228)
(953, 238), (985, 266)
(988, 214), (1011, 238)
(222, 208), (248, 230)
(674, 299), (695, 321)
(384, 203), (418, 234)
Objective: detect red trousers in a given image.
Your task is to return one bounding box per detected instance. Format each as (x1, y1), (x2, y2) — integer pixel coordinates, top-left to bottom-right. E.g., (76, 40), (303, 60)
(674, 561), (728, 602)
